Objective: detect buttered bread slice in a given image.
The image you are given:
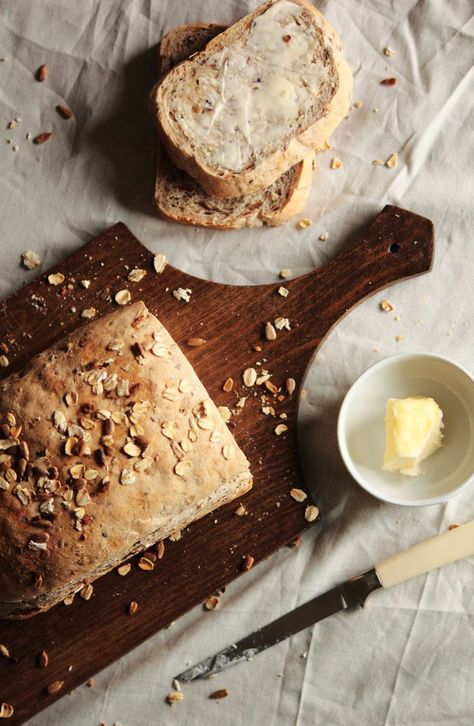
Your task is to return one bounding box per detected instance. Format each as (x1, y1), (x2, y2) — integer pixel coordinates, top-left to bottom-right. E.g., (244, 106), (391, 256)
(154, 23), (314, 228)
(0, 302), (252, 618)
(152, 0), (352, 198)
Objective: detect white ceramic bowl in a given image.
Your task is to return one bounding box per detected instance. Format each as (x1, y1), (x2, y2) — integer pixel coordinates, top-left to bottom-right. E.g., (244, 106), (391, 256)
(337, 353), (474, 506)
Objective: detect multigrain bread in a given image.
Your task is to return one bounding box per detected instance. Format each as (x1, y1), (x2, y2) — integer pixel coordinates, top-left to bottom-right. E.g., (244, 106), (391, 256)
(0, 302), (252, 618)
(155, 24), (314, 229)
(151, 0), (352, 198)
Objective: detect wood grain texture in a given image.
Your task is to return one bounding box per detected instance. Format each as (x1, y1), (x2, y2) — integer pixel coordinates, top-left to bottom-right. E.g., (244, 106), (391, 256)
(0, 205), (433, 723)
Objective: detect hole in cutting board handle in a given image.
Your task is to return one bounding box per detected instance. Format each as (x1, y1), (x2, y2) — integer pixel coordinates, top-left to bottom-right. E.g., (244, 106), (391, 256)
(389, 243), (401, 254)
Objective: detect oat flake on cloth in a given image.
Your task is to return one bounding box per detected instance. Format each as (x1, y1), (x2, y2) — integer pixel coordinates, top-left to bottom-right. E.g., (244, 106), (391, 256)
(0, 0), (472, 724)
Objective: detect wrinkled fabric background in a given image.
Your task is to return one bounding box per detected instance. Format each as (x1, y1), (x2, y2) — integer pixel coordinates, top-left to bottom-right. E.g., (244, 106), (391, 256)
(0, 0), (473, 724)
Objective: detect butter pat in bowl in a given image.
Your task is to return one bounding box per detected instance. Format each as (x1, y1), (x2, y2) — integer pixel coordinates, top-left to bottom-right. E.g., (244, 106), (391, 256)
(337, 353), (474, 506)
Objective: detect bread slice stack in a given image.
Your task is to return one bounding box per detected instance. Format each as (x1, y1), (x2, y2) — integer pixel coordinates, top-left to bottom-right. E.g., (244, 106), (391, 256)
(150, 0), (352, 229)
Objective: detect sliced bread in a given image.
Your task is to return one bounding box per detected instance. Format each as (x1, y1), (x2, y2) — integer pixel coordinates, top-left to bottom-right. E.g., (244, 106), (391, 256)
(151, 0), (352, 198)
(155, 24), (314, 229)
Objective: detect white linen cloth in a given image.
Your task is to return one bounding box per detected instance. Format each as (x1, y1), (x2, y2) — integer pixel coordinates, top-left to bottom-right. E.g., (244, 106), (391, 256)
(0, 0), (472, 724)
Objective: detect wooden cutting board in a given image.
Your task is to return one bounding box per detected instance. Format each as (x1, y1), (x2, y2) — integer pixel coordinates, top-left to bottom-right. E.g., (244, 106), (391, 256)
(0, 205), (433, 724)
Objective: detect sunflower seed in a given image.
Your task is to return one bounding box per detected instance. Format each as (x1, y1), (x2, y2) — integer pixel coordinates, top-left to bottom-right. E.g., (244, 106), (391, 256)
(286, 378), (296, 395)
(186, 337), (206, 347)
(265, 322), (277, 341)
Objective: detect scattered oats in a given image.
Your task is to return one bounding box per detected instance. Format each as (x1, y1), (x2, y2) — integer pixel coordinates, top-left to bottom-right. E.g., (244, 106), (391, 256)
(80, 584), (94, 601)
(274, 423), (288, 436)
(0, 356), (9, 368)
(223, 377), (234, 392)
(256, 373), (271, 385)
(120, 468), (136, 486)
(80, 279), (91, 289)
(297, 218), (312, 229)
(319, 232), (329, 241)
(384, 46), (395, 56)
(0, 438), (19, 451)
(280, 412), (287, 420)
(222, 444), (233, 460)
(331, 157), (343, 169)
(236, 397), (247, 409)
(305, 505), (319, 522)
(187, 337), (206, 347)
(168, 529), (182, 542)
(278, 286), (289, 298)
(129, 601), (138, 615)
(286, 378), (296, 395)
(243, 367), (257, 387)
(290, 488), (307, 502)
(117, 563), (131, 576)
(274, 317), (290, 331)
(265, 321), (277, 341)
(353, 100), (363, 108)
(385, 153), (398, 169)
(218, 406), (232, 423)
(262, 406), (275, 416)
(87, 678), (95, 688)
(210, 431), (222, 444)
(138, 555), (155, 571)
(63, 593), (75, 606)
(128, 268), (147, 283)
(11, 144), (18, 152)
(173, 287), (192, 303)
(395, 335), (404, 342)
(116, 378), (129, 397)
(380, 299), (394, 312)
(300, 389), (307, 400)
(153, 253), (167, 274)
(204, 596), (219, 610)
(115, 289), (131, 306)
(372, 159), (384, 166)
(48, 272), (65, 286)
(81, 307), (97, 319)
(21, 250), (41, 269)
(279, 268), (292, 279)
(0, 704), (14, 719)
(174, 460), (192, 477)
(166, 692), (184, 705)
(7, 120), (16, 129)
(235, 503), (247, 517)
(0, 478), (9, 490)
(253, 344), (262, 352)
(123, 442), (141, 458)
(38, 650), (48, 668)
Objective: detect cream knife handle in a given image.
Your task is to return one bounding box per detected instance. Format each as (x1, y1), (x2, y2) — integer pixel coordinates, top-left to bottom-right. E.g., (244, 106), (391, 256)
(375, 520), (474, 588)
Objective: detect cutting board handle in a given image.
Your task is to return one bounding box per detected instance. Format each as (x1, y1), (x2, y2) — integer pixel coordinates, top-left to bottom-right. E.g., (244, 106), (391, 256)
(283, 205), (434, 342)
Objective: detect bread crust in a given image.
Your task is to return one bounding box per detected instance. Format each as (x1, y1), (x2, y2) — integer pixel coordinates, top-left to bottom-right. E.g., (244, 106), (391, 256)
(150, 0), (351, 198)
(0, 303), (252, 618)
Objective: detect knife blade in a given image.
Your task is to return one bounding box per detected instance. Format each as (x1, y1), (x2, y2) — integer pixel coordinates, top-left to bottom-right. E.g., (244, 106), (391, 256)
(175, 568), (382, 681)
(175, 520), (474, 682)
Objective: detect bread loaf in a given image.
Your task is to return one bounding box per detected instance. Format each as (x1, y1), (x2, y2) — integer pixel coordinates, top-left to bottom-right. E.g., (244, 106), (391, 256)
(151, 0), (352, 198)
(0, 302), (252, 618)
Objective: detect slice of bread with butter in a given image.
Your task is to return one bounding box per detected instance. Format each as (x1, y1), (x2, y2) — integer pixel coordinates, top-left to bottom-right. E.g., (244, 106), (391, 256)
(154, 23), (315, 228)
(151, 0), (352, 199)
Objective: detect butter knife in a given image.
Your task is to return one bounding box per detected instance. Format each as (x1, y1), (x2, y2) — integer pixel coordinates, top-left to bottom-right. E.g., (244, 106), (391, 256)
(176, 520), (474, 681)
